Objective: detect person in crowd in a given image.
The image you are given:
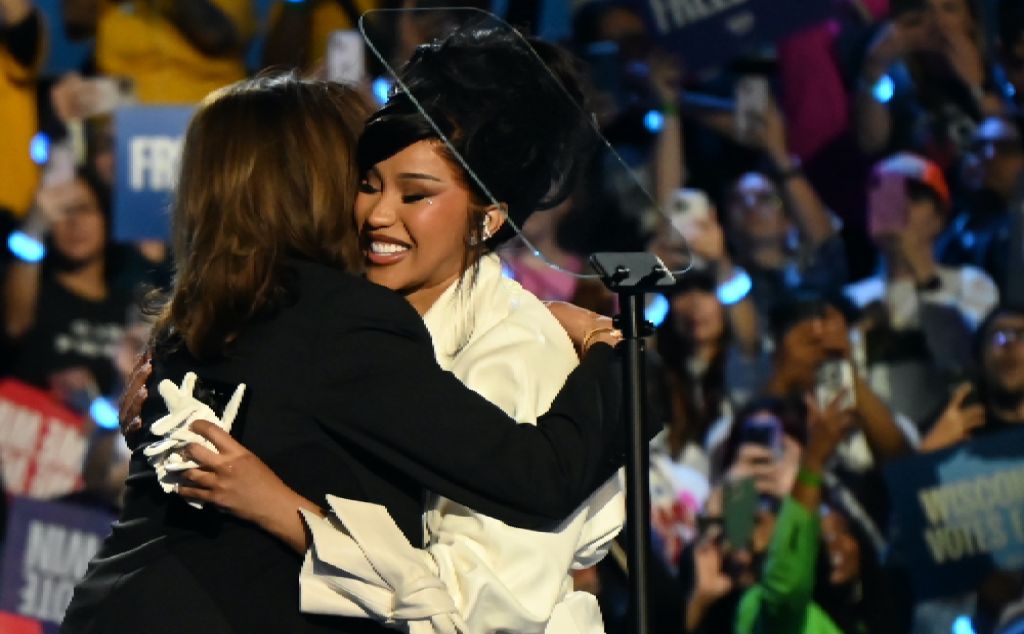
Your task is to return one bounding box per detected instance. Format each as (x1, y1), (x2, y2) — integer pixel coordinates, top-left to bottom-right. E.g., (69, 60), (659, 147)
(683, 394), (859, 633)
(3, 167), (132, 411)
(63, 74), (630, 634)
(262, 0), (378, 72)
(0, 0), (43, 223)
(901, 305), (1024, 634)
(146, 29), (626, 633)
(641, 270), (762, 576)
(937, 115), (1024, 293)
(854, 0), (1003, 167)
(845, 152), (999, 425)
(704, 295), (915, 540)
(77, 309), (152, 511)
(718, 96), (847, 324)
(501, 196), (586, 302)
(994, 0), (1024, 114)
(649, 70), (819, 337)
(920, 304), (1024, 452)
(653, 270), (764, 474)
(663, 87), (847, 325)
(62, 0), (252, 103)
(571, 0), (646, 52)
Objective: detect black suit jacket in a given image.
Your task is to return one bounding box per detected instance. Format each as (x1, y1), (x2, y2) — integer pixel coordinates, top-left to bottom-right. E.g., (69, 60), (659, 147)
(63, 259), (626, 634)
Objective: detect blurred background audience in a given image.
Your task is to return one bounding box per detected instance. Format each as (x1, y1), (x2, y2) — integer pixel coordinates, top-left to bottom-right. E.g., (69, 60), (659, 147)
(1, 0), (1022, 631)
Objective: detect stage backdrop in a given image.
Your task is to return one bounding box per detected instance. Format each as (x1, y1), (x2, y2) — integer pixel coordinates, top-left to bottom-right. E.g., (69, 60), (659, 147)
(885, 426), (1024, 600)
(627, 0), (834, 71)
(113, 106), (195, 242)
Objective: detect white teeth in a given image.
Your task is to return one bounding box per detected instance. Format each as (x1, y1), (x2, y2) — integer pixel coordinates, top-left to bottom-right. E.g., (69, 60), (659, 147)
(370, 241), (410, 255)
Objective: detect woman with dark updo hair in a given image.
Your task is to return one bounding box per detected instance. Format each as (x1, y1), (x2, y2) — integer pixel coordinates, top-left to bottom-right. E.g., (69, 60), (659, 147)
(168, 27), (625, 634)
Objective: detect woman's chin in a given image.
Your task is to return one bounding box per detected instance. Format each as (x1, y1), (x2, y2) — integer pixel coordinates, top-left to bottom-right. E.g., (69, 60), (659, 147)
(364, 267), (405, 292)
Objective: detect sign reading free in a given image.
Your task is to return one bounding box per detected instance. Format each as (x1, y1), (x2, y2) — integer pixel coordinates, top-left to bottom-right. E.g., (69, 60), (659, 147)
(628, 0), (834, 71)
(113, 106), (194, 242)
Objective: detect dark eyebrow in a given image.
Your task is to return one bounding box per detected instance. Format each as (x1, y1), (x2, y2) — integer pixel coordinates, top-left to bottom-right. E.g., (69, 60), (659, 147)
(397, 172), (443, 183)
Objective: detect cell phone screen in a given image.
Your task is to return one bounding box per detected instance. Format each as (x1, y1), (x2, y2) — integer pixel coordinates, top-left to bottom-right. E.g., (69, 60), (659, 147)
(584, 41), (623, 105)
(868, 174), (909, 239)
(723, 477), (757, 549)
(739, 415), (782, 457)
(735, 75), (768, 139)
(815, 359), (857, 411)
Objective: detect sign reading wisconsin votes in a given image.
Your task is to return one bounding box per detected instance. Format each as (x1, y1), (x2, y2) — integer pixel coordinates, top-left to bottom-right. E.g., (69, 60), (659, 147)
(885, 427), (1024, 600)
(628, 0), (833, 71)
(114, 106), (194, 242)
(0, 497), (115, 633)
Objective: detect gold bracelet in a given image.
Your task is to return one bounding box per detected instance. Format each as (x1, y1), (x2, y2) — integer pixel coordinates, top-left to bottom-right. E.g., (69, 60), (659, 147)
(581, 326), (622, 353)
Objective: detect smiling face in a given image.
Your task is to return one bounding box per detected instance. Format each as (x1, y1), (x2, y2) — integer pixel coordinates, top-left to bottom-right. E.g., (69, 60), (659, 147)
(821, 510), (862, 586)
(982, 313), (1024, 396)
(355, 140), (484, 314)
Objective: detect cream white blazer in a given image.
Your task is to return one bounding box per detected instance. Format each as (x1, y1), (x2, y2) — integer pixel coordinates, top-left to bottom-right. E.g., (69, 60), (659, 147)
(298, 254), (625, 633)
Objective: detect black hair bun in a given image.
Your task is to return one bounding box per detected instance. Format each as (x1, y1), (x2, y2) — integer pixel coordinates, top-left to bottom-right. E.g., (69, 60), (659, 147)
(358, 24), (593, 240)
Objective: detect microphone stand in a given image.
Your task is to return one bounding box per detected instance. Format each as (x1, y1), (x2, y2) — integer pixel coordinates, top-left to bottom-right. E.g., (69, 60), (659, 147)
(589, 252), (677, 634)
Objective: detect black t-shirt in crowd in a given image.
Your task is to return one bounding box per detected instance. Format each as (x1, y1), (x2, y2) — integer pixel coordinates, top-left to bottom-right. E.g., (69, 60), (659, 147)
(9, 274), (131, 397)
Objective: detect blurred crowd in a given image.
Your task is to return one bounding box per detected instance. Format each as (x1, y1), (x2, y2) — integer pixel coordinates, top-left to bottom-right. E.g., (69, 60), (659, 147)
(1, 0), (1024, 632)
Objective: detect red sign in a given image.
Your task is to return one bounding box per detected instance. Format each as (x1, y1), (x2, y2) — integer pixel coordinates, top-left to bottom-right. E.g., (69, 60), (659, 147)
(0, 380), (88, 498)
(0, 611), (44, 634)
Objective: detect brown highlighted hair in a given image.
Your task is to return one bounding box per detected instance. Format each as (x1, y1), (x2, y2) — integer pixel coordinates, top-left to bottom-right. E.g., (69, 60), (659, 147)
(154, 75), (369, 360)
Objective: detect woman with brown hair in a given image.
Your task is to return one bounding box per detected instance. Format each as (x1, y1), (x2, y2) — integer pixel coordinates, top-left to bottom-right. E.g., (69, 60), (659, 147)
(62, 75), (627, 634)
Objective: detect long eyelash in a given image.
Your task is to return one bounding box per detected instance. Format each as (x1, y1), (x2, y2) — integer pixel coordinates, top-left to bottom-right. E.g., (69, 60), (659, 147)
(403, 194), (432, 204)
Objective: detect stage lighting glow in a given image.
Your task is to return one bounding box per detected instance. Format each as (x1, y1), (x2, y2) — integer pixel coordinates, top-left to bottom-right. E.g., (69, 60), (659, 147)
(645, 293), (669, 327)
(873, 74), (895, 104)
(372, 77), (392, 105)
(90, 396), (120, 430)
(644, 110), (664, 133)
(7, 231), (46, 263)
(30, 132), (50, 165)
(952, 615), (975, 634)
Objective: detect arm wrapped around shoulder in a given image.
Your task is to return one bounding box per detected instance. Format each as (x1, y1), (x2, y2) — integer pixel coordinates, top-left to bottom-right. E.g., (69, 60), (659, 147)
(304, 292), (628, 529)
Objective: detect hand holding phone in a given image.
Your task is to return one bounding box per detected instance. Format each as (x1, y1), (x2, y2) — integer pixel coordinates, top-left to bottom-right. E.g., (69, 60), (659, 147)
(734, 75), (769, 141)
(868, 173), (909, 240)
(815, 359), (857, 412)
(326, 30), (367, 84)
(669, 188), (711, 229)
(668, 188), (725, 264)
(722, 476), (757, 549)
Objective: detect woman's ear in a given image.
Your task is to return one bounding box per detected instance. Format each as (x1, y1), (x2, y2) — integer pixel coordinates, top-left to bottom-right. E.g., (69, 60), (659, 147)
(481, 203), (508, 240)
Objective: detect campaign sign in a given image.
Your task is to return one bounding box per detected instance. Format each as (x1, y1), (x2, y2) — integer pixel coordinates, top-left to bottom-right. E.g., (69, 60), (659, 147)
(114, 106), (194, 242)
(628, 0), (834, 71)
(0, 497), (114, 633)
(885, 427), (1024, 600)
(0, 611), (44, 634)
(0, 380), (87, 499)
